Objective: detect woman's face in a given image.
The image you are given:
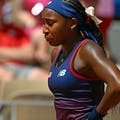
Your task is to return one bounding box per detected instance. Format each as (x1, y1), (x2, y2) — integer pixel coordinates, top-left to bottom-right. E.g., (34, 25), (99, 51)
(41, 8), (71, 46)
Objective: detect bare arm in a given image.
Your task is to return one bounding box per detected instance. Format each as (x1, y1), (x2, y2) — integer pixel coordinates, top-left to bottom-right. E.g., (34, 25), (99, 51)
(78, 40), (120, 115)
(0, 44), (35, 62)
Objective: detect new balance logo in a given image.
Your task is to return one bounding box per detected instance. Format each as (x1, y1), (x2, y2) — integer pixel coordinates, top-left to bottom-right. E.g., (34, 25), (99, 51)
(48, 72), (52, 78)
(57, 69), (66, 77)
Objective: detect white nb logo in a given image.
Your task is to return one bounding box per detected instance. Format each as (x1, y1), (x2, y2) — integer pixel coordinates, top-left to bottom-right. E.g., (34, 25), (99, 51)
(48, 72), (52, 78)
(47, 1), (52, 5)
(57, 69), (66, 77)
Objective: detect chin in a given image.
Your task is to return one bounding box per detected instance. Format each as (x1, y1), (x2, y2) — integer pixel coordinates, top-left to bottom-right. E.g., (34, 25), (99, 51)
(49, 42), (59, 47)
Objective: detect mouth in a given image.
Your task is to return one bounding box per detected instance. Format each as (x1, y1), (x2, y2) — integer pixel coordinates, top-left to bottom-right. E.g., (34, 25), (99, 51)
(45, 35), (52, 41)
(45, 36), (50, 41)
(45, 34), (48, 39)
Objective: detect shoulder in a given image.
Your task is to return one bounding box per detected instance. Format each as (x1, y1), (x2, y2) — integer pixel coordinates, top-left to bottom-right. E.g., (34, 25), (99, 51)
(79, 39), (105, 56)
(77, 39), (106, 65)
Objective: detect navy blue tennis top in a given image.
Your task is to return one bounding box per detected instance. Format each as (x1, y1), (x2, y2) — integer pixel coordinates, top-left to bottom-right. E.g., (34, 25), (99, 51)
(48, 39), (104, 120)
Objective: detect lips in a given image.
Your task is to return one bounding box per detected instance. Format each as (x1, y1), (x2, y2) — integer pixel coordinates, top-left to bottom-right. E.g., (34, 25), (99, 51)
(45, 35), (52, 41)
(45, 36), (50, 41)
(45, 36), (53, 43)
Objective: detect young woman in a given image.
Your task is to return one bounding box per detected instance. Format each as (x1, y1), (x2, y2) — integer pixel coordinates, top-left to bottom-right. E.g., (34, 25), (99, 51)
(41, 0), (120, 120)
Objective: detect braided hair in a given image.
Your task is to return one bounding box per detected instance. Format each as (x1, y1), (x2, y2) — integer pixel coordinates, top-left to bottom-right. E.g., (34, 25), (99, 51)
(62, 0), (103, 46)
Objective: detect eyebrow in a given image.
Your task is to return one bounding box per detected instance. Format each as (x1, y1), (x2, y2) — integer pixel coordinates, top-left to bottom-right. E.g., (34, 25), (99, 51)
(41, 16), (56, 21)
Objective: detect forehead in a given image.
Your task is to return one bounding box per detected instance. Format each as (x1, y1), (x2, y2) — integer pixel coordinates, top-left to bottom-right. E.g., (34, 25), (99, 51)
(41, 8), (65, 20)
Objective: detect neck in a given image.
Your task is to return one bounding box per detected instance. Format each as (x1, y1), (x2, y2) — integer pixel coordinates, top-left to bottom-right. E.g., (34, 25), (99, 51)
(62, 34), (82, 56)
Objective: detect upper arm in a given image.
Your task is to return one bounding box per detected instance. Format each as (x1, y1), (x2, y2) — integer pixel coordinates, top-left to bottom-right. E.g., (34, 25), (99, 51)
(79, 40), (120, 84)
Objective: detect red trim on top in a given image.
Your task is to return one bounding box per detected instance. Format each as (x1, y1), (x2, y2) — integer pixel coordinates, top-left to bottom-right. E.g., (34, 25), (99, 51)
(69, 39), (99, 81)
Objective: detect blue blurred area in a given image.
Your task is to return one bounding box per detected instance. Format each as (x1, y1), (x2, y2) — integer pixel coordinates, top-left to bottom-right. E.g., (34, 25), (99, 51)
(114, 0), (120, 19)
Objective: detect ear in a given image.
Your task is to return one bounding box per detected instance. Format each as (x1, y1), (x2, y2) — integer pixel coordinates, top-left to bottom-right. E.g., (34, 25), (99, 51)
(70, 18), (78, 30)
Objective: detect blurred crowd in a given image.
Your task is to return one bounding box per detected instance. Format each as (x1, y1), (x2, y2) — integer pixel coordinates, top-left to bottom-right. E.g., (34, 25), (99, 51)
(0, 0), (52, 97)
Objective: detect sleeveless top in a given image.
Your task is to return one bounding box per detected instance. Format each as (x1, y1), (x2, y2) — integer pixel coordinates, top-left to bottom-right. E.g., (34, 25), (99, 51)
(48, 39), (104, 120)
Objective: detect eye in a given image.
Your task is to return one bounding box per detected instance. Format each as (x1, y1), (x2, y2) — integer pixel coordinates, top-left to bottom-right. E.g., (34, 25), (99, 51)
(41, 18), (56, 27)
(46, 20), (55, 26)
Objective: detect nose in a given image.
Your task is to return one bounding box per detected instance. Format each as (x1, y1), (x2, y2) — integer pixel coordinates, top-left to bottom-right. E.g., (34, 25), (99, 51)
(43, 25), (49, 35)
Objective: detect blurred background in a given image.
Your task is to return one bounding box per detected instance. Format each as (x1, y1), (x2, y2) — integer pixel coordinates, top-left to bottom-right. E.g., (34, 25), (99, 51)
(109, 0), (120, 65)
(0, 0), (120, 120)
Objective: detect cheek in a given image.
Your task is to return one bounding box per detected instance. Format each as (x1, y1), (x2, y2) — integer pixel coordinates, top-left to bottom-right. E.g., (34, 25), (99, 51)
(55, 24), (69, 38)
(47, 29), (63, 46)
(51, 26), (65, 41)
(49, 21), (69, 45)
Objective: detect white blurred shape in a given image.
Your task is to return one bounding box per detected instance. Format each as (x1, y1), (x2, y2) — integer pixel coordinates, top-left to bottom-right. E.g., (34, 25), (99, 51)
(31, 3), (44, 16)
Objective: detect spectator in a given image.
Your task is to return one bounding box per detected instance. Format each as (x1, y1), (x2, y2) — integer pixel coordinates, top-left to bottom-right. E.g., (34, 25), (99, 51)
(0, 0), (49, 99)
(12, 0), (51, 69)
(13, 9), (51, 69)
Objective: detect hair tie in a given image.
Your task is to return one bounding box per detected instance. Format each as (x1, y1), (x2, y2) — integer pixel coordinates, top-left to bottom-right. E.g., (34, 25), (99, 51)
(85, 6), (102, 25)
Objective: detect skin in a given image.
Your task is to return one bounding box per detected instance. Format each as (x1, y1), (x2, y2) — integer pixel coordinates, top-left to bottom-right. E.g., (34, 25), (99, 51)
(41, 8), (120, 115)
